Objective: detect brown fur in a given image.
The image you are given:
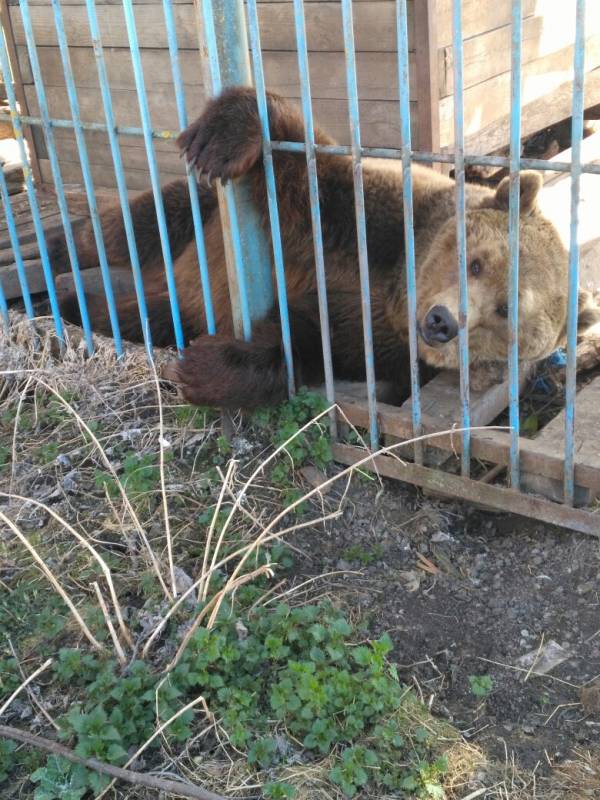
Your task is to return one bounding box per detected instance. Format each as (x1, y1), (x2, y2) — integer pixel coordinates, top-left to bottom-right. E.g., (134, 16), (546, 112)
(52, 87), (600, 408)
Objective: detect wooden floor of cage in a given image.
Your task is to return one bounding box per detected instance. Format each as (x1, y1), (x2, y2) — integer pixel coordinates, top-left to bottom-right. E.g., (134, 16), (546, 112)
(329, 368), (600, 537)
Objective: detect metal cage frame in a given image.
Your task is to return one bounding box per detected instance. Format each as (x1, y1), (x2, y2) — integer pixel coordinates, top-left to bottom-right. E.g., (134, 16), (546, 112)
(0, 0), (598, 535)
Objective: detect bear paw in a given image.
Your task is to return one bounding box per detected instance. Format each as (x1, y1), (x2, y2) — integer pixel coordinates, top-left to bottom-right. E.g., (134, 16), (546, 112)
(177, 87), (262, 185)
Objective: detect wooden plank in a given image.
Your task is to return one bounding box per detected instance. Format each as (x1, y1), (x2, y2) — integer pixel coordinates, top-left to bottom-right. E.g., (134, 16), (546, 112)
(37, 157), (183, 190)
(333, 444), (600, 537)
(436, 0), (537, 48)
(17, 46), (416, 101)
(521, 377), (600, 507)
(334, 392), (600, 493)
(399, 369), (529, 463)
(439, 15), (600, 98)
(413, 0), (439, 154)
(10, 2), (410, 52)
(439, 54), (600, 153)
(0, 259), (52, 297)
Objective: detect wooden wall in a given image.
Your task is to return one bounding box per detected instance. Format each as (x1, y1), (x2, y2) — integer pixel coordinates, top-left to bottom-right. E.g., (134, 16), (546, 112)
(6, 0), (600, 192)
(7, 0), (418, 191)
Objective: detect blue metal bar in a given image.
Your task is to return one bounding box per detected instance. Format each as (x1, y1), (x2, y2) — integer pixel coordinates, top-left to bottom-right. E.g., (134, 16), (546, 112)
(396, 0), (422, 455)
(22, 0), (96, 350)
(340, 0), (378, 449)
(51, 0), (123, 356)
(0, 110), (179, 139)
(85, 0), (152, 357)
(246, 0), (295, 396)
(0, 169), (34, 318)
(162, 0), (215, 335)
(452, 0), (471, 476)
(199, 0), (253, 340)
(4, 107), (600, 177)
(291, 0), (337, 430)
(122, 0), (185, 351)
(564, 0), (587, 506)
(0, 27), (64, 341)
(507, 0), (523, 487)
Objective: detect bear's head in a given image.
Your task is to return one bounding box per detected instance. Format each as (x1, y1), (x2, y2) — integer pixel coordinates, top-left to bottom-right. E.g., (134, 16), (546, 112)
(415, 171), (600, 378)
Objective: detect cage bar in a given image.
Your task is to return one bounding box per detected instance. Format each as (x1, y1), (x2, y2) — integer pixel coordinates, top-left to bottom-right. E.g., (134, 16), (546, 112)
(246, 0), (295, 396)
(291, 0), (337, 429)
(340, 0), (378, 449)
(507, 0), (523, 487)
(564, 0), (587, 506)
(162, 0), (216, 336)
(122, 0), (185, 351)
(51, 0), (123, 356)
(395, 0), (422, 458)
(451, 0), (471, 476)
(85, 0), (153, 357)
(0, 168), (34, 319)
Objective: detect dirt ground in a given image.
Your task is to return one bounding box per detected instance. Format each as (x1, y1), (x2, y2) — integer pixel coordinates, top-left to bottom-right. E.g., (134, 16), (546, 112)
(292, 473), (600, 780)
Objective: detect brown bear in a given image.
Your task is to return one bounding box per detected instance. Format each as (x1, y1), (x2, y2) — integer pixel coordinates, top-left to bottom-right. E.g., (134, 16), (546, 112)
(53, 87), (600, 408)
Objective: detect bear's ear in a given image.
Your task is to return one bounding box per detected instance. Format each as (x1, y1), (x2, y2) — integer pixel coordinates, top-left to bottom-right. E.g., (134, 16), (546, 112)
(578, 289), (600, 333)
(493, 171), (543, 215)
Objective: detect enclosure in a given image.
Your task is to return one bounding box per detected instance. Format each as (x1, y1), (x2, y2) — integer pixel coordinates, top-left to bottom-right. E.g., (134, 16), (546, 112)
(1, 0), (600, 797)
(1, 0), (600, 533)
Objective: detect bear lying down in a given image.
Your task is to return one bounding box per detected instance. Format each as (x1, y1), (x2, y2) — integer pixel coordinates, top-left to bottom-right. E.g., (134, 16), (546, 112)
(52, 87), (600, 408)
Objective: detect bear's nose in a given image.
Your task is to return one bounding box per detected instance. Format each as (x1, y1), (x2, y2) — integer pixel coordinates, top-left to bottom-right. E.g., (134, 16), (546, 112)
(421, 305), (459, 344)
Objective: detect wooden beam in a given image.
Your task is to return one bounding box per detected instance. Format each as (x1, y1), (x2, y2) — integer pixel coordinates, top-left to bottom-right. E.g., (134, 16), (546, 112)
(333, 443), (600, 537)
(413, 0), (440, 157)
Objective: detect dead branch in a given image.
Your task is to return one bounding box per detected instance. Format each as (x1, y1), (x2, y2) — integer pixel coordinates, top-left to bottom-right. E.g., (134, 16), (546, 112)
(0, 724), (233, 800)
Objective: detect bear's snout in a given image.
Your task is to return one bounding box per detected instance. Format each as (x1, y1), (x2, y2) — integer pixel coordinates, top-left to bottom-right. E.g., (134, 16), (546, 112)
(419, 305), (459, 346)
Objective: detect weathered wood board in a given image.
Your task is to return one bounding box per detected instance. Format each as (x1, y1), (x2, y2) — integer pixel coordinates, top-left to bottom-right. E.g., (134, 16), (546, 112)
(521, 377), (600, 507)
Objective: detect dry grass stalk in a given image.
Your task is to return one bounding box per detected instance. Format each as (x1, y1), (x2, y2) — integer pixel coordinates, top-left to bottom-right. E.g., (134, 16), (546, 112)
(0, 657), (53, 718)
(201, 459), (237, 601)
(92, 582), (127, 665)
(170, 565), (274, 670)
(148, 351), (177, 598)
(0, 492), (133, 648)
(0, 371), (173, 602)
(0, 509), (104, 650)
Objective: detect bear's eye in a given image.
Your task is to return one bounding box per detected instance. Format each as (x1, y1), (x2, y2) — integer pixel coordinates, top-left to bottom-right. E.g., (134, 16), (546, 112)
(469, 259), (482, 276)
(496, 303), (509, 318)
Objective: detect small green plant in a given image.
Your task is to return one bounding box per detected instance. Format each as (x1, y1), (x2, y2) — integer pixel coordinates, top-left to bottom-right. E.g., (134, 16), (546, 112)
(0, 444), (9, 471)
(95, 451), (161, 500)
(263, 782), (297, 799)
(468, 674), (494, 697)
(30, 755), (93, 800)
(343, 543), (384, 567)
(0, 740), (16, 783)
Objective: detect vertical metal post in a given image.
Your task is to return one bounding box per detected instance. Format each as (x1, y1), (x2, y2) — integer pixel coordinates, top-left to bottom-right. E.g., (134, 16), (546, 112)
(564, 0), (587, 505)
(508, 0), (523, 488)
(20, 0), (94, 354)
(340, 0), (378, 449)
(452, 0), (471, 476)
(162, 0), (216, 336)
(198, 0), (274, 339)
(122, 0), (185, 351)
(246, 0), (295, 395)
(0, 168), (34, 319)
(0, 272), (8, 331)
(0, 18), (64, 342)
(396, 0), (422, 462)
(85, 0), (153, 359)
(51, 0), (123, 357)
(291, 0), (337, 434)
